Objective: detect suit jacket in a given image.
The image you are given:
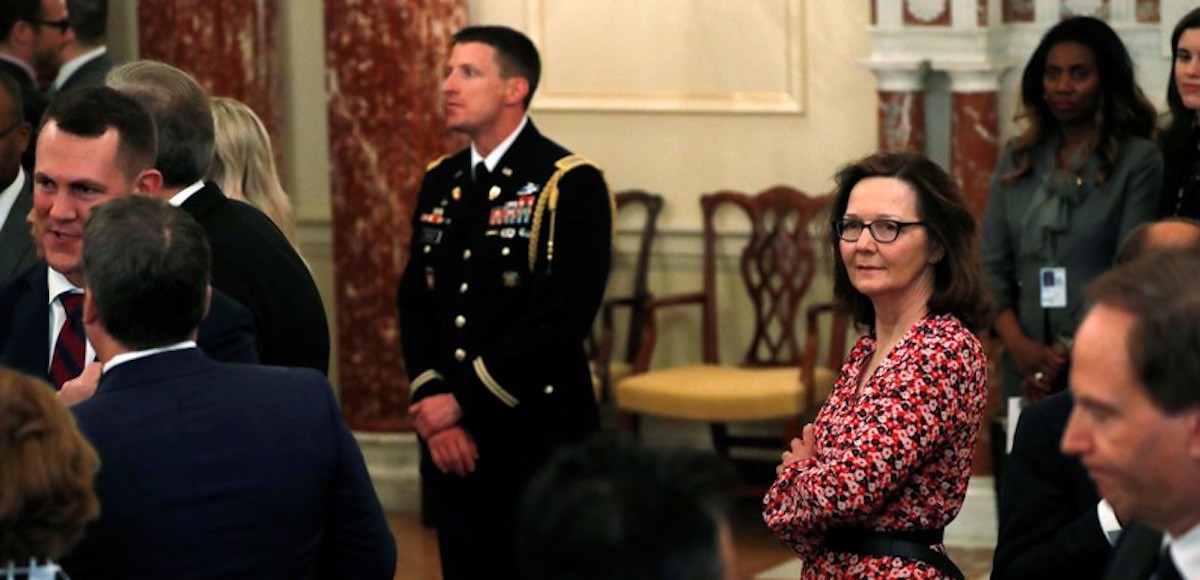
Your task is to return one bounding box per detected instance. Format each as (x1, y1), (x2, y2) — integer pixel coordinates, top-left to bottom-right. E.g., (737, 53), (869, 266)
(1102, 523), (1164, 580)
(0, 58), (45, 171)
(993, 391), (1111, 579)
(52, 51), (116, 95)
(60, 348), (396, 579)
(179, 182), (330, 374)
(0, 263), (258, 383)
(0, 174), (36, 284)
(397, 121), (610, 487)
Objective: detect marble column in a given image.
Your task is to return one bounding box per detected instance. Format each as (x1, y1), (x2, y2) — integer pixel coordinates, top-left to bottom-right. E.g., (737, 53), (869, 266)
(137, 0), (281, 137)
(870, 65), (928, 153)
(946, 68), (1001, 219)
(325, 0), (466, 431)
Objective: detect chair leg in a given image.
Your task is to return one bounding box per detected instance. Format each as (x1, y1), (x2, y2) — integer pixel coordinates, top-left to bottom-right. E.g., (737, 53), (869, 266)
(616, 410), (640, 436)
(710, 423), (731, 457)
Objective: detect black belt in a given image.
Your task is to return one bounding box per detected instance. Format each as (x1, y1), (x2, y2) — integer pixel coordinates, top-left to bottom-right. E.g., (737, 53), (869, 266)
(825, 527), (963, 580)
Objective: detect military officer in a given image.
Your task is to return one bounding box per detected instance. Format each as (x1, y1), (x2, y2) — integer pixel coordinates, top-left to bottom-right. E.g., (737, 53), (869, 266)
(396, 25), (612, 580)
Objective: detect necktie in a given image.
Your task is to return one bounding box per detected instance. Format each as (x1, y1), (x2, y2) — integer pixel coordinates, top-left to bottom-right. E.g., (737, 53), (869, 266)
(1155, 546), (1182, 580)
(49, 292), (85, 389)
(474, 161), (489, 184)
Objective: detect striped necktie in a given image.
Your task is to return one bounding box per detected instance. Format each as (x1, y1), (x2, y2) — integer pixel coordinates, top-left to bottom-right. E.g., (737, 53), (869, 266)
(49, 292), (85, 389)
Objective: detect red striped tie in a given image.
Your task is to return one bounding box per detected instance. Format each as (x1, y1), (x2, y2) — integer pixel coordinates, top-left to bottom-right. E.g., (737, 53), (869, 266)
(49, 293), (85, 389)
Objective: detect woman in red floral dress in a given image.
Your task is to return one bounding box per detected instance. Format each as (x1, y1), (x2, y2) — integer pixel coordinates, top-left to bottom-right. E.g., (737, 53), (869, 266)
(763, 152), (991, 579)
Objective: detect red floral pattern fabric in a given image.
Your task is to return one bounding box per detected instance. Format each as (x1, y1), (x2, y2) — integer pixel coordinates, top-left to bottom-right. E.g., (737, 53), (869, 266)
(763, 313), (987, 579)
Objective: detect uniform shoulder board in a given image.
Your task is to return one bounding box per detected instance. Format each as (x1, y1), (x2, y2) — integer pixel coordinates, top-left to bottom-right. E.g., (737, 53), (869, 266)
(554, 154), (597, 173)
(426, 154), (450, 171)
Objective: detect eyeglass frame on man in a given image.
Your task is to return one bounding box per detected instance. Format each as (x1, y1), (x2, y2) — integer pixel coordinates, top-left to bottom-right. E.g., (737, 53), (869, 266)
(26, 17), (70, 34)
(834, 218), (925, 243)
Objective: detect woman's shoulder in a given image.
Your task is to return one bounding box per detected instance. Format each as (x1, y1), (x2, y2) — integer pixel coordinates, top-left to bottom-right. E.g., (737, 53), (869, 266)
(1115, 134), (1161, 158)
(917, 314), (984, 353)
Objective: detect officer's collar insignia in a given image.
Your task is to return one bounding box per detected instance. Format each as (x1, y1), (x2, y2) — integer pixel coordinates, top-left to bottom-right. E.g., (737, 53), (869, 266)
(451, 186), (461, 201)
(516, 182), (540, 196)
(488, 185), (502, 200)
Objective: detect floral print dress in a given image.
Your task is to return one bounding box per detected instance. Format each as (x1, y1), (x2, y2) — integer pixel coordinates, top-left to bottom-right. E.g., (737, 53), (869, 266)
(763, 313), (987, 579)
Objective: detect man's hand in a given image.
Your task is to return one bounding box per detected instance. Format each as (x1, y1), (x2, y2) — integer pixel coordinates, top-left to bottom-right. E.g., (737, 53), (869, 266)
(408, 393), (464, 439)
(777, 424), (817, 475)
(427, 426), (479, 476)
(58, 362), (102, 406)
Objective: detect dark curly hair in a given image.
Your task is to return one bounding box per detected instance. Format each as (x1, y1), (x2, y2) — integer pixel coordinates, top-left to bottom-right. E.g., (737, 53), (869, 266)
(830, 152), (992, 331)
(1004, 16), (1157, 186)
(0, 369), (100, 562)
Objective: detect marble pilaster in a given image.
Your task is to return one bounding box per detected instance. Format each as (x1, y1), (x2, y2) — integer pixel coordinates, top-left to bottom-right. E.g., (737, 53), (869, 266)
(867, 65), (928, 153)
(947, 70), (1001, 219)
(325, 0), (466, 432)
(137, 0), (281, 137)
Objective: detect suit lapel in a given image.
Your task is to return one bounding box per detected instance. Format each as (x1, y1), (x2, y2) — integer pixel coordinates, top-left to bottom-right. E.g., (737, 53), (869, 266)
(0, 177), (34, 277)
(1103, 522), (1164, 580)
(1, 264), (53, 380)
(178, 182), (226, 222)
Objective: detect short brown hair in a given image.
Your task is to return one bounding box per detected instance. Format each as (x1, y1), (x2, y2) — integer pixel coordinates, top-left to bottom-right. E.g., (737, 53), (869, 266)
(1087, 250), (1200, 414)
(0, 369), (100, 561)
(830, 151), (992, 331)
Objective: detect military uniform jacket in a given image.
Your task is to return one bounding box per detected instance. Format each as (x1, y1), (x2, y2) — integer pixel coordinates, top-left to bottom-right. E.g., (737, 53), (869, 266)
(397, 121), (610, 472)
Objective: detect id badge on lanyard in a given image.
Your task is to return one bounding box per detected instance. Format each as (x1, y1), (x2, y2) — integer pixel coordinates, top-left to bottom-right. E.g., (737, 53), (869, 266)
(1039, 266), (1067, 309)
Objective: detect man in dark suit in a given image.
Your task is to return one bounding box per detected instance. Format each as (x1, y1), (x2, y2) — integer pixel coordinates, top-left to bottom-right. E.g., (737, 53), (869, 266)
(994, 219), (1200, 579)
(0, 0), (70, 170)
(1062, 249), (1200, 579)
(397, 25), (612, 580)
(0, 86), (257, 390)
(59, 195), (396, 579)
(0, 70), (36, 283)
(49, 0), (114, 95)
(107, 60), (331, 375)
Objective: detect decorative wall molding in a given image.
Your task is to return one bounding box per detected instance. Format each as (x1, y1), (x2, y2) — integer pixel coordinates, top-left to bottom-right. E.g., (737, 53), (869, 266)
(908, 0), (950, 23)
(526, 0), (806, 114)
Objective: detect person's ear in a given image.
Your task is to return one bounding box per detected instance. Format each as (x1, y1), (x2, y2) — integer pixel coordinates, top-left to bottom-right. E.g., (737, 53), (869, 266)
(505, 76), (529, 107)
(929, 242), (945, 264)
(131, 169), (164, 196)
(83, 288), (99, 326)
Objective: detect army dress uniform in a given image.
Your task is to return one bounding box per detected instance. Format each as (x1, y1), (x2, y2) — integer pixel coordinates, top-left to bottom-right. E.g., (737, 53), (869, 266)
(396, 121), (611, 579)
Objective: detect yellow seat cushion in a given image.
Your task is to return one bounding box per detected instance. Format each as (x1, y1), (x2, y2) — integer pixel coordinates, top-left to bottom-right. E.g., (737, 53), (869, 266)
(615, 364), (838, 422)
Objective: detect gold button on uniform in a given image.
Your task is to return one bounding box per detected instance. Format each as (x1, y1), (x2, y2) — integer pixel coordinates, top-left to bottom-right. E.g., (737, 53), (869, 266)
(501, 247), (510, 256)
(423, 245), (431, 254)
(459, 282), (468, 294)
(454, 348), (466, 361)
(543, 385), (554, 394)
(462, 249), (472, 260)
(455, 315), (466, 328)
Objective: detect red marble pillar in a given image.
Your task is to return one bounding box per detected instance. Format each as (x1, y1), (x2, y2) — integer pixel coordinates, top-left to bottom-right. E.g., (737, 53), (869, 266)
(950, 91), (999, 219)
(878, 90), (927, 153)
(325, 0), (466, 431)
(137, 0), (281, 138)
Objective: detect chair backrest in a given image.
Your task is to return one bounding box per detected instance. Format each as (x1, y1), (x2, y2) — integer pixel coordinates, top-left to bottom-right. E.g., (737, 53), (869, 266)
(699, 186), (831, 367)
(614, 190), (665, 360)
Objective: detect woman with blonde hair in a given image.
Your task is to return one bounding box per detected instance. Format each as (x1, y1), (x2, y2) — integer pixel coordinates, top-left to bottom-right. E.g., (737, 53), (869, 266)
(207, 96), (300, 248)
(0, 369), (100, 578)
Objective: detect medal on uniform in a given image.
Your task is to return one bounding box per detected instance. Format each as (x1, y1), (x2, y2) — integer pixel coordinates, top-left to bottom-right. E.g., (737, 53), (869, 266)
(501, 167), (513, 177)
(489, 185), (502, 200)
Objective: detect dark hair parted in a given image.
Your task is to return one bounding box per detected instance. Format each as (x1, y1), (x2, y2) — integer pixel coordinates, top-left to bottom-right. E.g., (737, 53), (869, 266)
(1161, 7), (1200, 168)
(82, 196), (210, 349)
(106, 60), (215, 188)
(830, 151), (992, 331)
(42, 86), (157, 180)
(1087, 249), (1200, 414)
(518, 434), (737, 580)
(1005, 16), (1157, 186)
(452, 25), (541, 110)
(66, 0), (107, 46)
(0, 368), (99, 562)
(0, 0), (42, 43)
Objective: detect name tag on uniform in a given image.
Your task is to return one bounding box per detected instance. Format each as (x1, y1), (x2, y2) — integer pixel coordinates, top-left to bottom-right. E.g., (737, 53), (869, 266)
(1039, 267), (1067, 309)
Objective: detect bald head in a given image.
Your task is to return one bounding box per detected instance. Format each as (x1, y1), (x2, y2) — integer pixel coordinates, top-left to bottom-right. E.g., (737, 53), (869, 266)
(1114, 219), (1200, 266)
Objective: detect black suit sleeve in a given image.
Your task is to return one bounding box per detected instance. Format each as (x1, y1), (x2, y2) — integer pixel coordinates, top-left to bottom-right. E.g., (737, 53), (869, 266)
(198, 290), (260, 364)
(993, 398), (1111, 579)
(314, 384), (397, 579)
(397, 170), (451, 403)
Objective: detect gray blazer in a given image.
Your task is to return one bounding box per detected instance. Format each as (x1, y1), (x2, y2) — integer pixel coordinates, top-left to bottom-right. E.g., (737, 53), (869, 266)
(0, 174), (36, 285)
(982, 135), (1161, 394)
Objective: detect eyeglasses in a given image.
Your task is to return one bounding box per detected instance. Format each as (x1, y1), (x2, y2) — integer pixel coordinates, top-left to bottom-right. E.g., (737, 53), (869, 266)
(0, 119), (26, 138)
(27, 17), (70, 33)
(834, 218), (924, 243)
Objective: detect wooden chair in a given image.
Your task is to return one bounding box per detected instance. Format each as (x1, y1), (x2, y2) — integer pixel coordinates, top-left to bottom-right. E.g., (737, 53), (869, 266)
(589, 190), (665, 402)
(614, 186), (848, 477)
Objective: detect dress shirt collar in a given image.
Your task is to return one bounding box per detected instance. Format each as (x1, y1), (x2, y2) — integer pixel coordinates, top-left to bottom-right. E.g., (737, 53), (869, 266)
(1166, 522), (1200, 580)
(471, 115), (528, 173)
(167, 180), (206, 206)
(104, 341), (197, 374)
(46, 266), (82, 306)
(0, 166), (25, 227)
(51, 46), (107, 91)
